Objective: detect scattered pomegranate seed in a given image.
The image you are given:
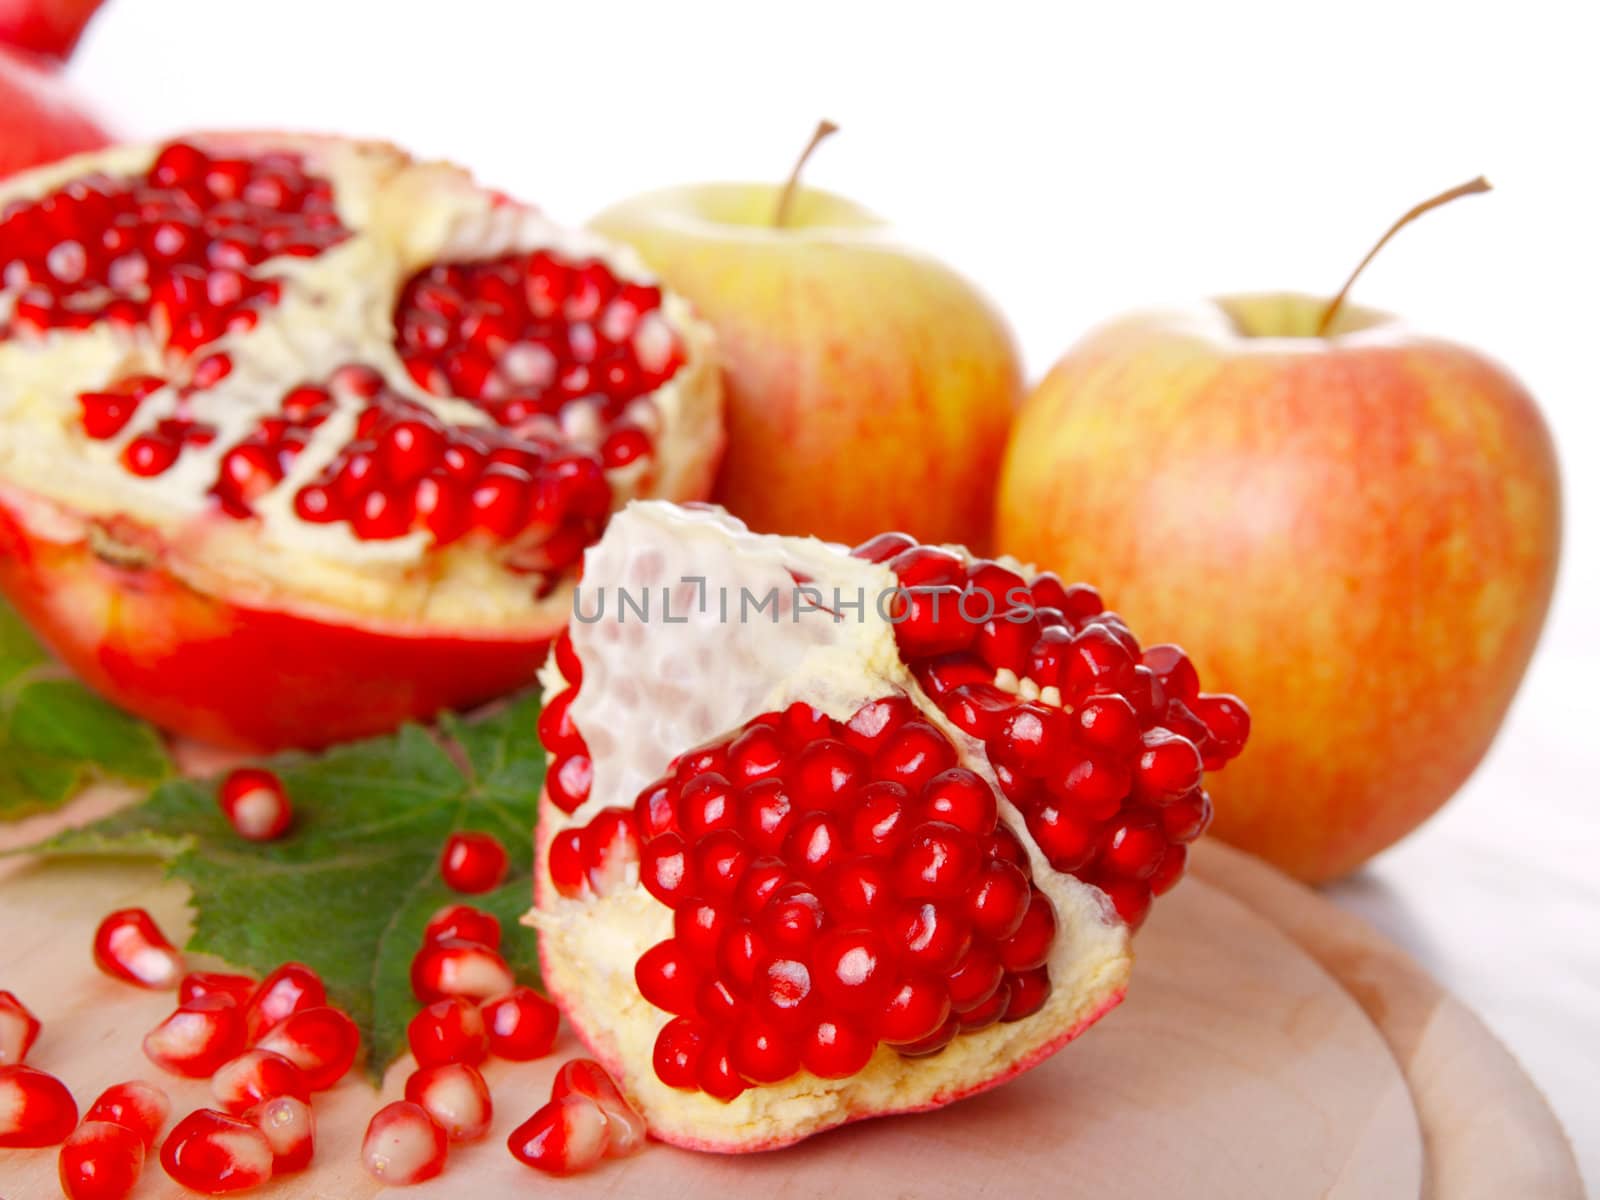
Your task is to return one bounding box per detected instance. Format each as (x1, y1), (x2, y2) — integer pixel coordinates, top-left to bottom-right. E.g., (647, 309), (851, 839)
(160, 1108), (274, 1194)
(411, 938), (516, 1004)
(179, 971), (257, 1008)
(551, 1059), (646, 1156)
(217, 768), (293, 841)
(245, 1094), (314, 1174)
(254, 1006), (359, 1091)
(422, 903), (502, 948)
(439, 831), (510, 894)
(507, 1093), (609, 1177)
(0, 1063), (78, 1147)
(481, 987), (559, 1061)
(58, 1120), (146, 1200)
(0, 989), (41, 1064)
(362, 1100), (448, 1185)
(143, 995), (247, 1078)
(84, 1080), (170, 1149)
(211, 1049), (311, 1115)
(405, 1062), (493, 1142)
(242, 962), (325, 1041)
(407, 997), (488, 1068)
(93, 908), (184, 989)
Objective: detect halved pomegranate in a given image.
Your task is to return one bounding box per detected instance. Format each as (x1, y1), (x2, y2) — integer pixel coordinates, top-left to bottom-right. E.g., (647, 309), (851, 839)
(0, 134), (722, 748)
(530, 502), (1248, 1150)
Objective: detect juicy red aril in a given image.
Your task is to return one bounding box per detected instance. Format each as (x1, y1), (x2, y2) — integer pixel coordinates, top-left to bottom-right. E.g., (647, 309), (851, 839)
(178, 971), (257, 1008)
(507, 1093), (608, 1177)
(439, 830), (510, 894)
(93, 908), (184, 989)
(482, 987), (560, 1061)
(58, 1120), (146, 1200)
(1135, 730), (1203, 799)
(550, 1058), (646, 1156)
(411, 938), (516, 1004)
(408, 996), (489, 1068)
(254, 1006), (360, 1090)
(0, 1064), (78, 1147)
(246, 1094), (314, 1174)
(362, 1100), (448, 1184)
(243, 962), (325, 1041)
(423, 903), (501, 948)
(159, 1108), (274, 1193)
(216, 767), (292, 841)
(562, 697), (1050, 1101)
(142, 996), (246, 1078)
(210, 1049), (310, 1115)
(84, 1081), (170, 1149)
(0, 990), (41, 1065)
(406, 1062), (493, 1142)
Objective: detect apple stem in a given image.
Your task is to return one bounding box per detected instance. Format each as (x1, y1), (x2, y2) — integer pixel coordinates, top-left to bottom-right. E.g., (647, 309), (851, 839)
(773, 120), (840, 228)
(1316, 175), (1493, 337)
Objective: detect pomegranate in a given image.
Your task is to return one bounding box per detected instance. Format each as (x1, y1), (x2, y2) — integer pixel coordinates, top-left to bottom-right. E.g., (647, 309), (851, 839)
(0, 0), (104, 59)
(0, 48), (106, 180)
(0, 134), (722, 749)
(530, 502), (1248, 1150)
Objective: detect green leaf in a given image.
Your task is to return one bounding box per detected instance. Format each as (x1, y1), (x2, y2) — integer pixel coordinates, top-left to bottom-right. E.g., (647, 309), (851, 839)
(30, 693), (546, 1080)
(0, 604), (170, 819)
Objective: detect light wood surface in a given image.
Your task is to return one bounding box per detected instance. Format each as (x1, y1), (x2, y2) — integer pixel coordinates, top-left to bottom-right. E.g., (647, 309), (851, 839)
(0, 795), (1572, 1198)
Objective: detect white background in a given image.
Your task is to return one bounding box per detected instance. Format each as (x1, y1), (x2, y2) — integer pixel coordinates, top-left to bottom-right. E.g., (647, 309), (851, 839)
(67, 0), (1598, 1186)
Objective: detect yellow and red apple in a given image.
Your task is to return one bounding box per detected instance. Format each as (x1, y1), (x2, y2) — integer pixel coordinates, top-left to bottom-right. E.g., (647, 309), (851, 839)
(996, 292), (1561, 881)
(591, 176), (1021, 549)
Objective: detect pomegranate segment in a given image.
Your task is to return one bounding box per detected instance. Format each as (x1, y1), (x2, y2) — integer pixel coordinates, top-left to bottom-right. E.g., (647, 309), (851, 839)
(217, 768), (292, 841)
(246, 1094), (314, 1174)
(532, 502), (1248, 1151)
(0, 134), (722, 750)
(361, 1100), (448, 1185)
(253, 1005), (359, 1091)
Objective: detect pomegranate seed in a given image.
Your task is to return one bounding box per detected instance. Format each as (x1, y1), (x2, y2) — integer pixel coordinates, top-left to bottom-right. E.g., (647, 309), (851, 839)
(874, 721), (958, 791)
(362, 1100), (448, 1185)
(58, 1120), (146, 1200)
(550, 1058), (646, 1156)
(210, 1049), (310, 1115)
(216, 767), (292, 841)
(84, 1081), (170, 1149)
(634, 941), (701, 1016)
(245, 1094), (314, 1174)
(802, 1018), (877, 1078)
(919, 768), (998, 835)
(0, 990), (41, 1064)
(407, 996), (488, 1068)
(877, 979), (951, 1046)
(507, 1093), (608, 1176)
(998, 890), (1057, 972)
(179, 972), (256, 1008)
(481, 987), (560, 1060)
(423, 903), (502, 948)
(581, 807), (641, 894)
(549, 829), (588, 898)
(405, 1062), (493, 1142)
(243, 962), (325, 1040)
(1193, 692), (1251, 766)
(93, 908), (184, 989)
(255, 1006), (360, 1091)
(439, 830), (510, 893)
(161, 1108), (274, 1193)
(0, 1064), (78, 1147)
(1143, 644), (1199, 703)
(143, 995), (247, 1078)
(411, 938), (516, 1003)
(1149, 843), (1189, 896)
(1135, 729), (1203, 799)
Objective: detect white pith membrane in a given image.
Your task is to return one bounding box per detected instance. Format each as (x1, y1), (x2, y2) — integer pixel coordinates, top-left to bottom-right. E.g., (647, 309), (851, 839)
(0, 135), (721, 635)
(530, 503), (1134, 1152)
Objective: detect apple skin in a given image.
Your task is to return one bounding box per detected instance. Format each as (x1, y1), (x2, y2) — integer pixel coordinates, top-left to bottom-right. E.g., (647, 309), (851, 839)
(995, 293), (1561, 883)
(592, 184), (1022, 550)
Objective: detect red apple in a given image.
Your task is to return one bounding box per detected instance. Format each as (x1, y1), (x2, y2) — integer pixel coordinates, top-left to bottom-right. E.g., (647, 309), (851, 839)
(591, 123), (1022, 549)
(995, 189), (1560, 883)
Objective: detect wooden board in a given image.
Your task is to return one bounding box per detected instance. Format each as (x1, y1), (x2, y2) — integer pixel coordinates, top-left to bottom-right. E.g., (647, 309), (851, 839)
(0, 796), (1574, 1198)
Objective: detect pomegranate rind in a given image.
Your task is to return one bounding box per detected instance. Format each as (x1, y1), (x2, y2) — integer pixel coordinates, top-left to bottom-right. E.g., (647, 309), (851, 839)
(530, 503), (1133, 1152)
(0, 135), (722, 749)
